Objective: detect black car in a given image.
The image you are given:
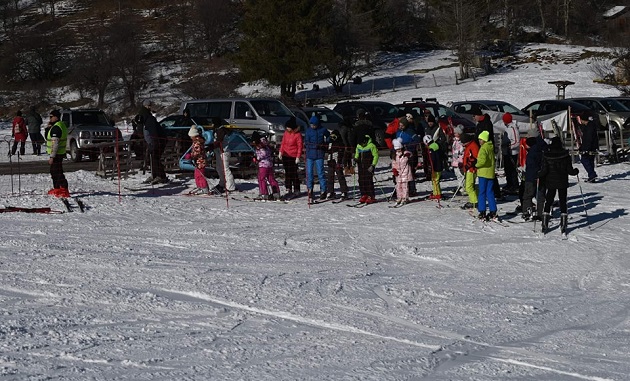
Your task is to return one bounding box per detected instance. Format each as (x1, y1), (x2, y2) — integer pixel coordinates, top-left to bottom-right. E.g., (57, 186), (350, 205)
(332, 100), (399, 147)
(396, 98), (476, 133)
(521, 99), (598, 128)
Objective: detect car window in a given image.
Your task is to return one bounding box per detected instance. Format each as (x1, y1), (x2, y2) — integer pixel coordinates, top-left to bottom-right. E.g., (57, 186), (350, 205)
(497, 103), (522, 114)
(249, 100), (292, 117)
(601, 99), (630, 112)
(235, 101), (253, 119)
(187, 101), (231, 119)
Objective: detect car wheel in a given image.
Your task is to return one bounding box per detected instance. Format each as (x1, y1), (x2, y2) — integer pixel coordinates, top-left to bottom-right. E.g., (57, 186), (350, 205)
(374, 129), (386, 148)
(608, 122), (621, 140)
(69, 140), (82, 162)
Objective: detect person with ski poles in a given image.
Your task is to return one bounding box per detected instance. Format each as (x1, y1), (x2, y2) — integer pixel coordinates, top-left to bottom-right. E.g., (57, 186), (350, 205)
(577, 112), (599, 183)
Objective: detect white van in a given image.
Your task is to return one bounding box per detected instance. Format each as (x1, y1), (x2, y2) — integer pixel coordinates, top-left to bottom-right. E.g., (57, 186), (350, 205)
(179, 98), (306, 144)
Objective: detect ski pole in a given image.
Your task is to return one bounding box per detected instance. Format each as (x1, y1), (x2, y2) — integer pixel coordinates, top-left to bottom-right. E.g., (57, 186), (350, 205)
(447, 174), (466, 206)
(575, 175), (589, 222)
(373, 172), (387, 197)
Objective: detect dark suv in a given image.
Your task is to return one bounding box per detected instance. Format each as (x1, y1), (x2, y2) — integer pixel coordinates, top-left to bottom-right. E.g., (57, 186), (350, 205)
(60, 109), (122, 162)
(396, 98), (476, 133)
(332, 100), (399, 147)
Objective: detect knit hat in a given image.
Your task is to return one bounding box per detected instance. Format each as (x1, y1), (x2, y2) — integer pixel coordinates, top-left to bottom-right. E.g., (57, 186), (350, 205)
(460, 133), (473, 144)
(525, 137), (537, 147)
(453, 124), (464, 135)
(309, 115), (319, 125)
(550, 136), (562, 150)
(423, 135), (433, 145)
(285, 116), (297, 129)
(393, 138), (403, 150)
(470, 106), (483, 116)
(502, 113), (513, 124)
(188, 126), (199, 137)
(49, 109), (61, 118)
(478, 130), (490, 142)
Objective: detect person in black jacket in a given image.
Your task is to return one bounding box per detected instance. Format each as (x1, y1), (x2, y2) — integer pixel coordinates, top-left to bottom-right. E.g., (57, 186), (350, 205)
(139, 99), (168, 184)
(537, 136), (579, 235)
(578, 113), (599, 182)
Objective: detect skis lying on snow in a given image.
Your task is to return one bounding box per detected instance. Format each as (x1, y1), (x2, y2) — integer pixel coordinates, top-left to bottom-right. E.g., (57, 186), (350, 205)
(0, 206), (64, 214)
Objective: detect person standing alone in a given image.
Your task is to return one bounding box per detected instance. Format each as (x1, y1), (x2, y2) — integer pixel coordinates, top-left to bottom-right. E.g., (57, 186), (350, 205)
(46, 109), (70, 197)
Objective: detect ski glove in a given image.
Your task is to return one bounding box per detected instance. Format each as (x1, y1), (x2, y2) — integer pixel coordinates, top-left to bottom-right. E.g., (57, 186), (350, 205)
(392, 168), (399, 177)
(368, 165), (375, 173)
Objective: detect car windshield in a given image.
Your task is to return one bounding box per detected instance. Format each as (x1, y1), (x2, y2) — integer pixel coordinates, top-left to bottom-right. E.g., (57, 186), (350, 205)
(249, 100), (292, 117)
(366, 104), (398, 121)
(487, 102), (523, 114)
(73, 111), (110, 125)
(309, 109), (343, 124)
(600, 99), (630, 112)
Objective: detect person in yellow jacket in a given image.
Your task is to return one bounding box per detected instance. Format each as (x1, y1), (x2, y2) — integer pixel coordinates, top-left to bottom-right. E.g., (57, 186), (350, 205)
(475, 130), (497, 221)
(46, 109), (69, 198)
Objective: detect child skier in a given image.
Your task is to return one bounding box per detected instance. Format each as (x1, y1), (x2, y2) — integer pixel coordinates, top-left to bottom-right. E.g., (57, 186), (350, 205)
(187, 126), (209, 195)
(451, 125), (466, 195)
(423, 135), (443, 200)
(355, 134), (379, 204)
(253, 135), (280, 201)
(326, 130), (349, 200)
(475, 130), (498, 221)
(392, 138), (412, 205)
(460, 133), (479, 210)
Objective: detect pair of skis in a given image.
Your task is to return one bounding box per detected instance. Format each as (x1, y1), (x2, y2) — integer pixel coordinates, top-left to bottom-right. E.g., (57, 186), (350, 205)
(60, 197), (86, 213)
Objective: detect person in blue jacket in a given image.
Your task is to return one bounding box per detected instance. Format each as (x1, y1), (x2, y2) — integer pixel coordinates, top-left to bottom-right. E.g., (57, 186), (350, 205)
(305, 115), (330, 202)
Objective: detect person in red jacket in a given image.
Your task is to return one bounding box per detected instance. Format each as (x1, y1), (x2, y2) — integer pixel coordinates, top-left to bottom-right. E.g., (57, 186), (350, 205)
(461, 133), (479, 210)
(10, 110), (28, 156)
(278, 117), (303, 200)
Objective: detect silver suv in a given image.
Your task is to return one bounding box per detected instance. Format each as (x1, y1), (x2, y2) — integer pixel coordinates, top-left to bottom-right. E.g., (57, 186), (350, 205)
(60, 109), (122, 162)
(569, 97), (630, 139)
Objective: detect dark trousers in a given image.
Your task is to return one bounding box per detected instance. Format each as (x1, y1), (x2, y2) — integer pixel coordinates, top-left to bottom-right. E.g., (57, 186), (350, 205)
(544, 188), (568, 214)
(503, 154), (519, 190)
(282, 156), (300, 194)
(11, 141), (25, 155)
(357, 164), (375, 198)
(326, 159), (348, 195)
(50, 156), (68, 189)
(522, 181), (546, 217)
(29, 133), (43, 155)
(150, 142), (166, 179)
(580, 153), (597, 180)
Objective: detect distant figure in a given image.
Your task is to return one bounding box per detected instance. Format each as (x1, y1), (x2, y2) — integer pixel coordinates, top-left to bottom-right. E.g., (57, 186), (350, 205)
(305, 115), (329, 202)
(211, 117), (236, 194)
(186, 126), (209, 195)
(25, 106), (44, 155)
(10, 110), (28, 156)
(139, 99), (168, 184)
(577, 113), (599, 182)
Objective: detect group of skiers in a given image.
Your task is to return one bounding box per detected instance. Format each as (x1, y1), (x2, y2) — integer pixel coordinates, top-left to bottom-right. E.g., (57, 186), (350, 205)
(230, 105), (601, 236)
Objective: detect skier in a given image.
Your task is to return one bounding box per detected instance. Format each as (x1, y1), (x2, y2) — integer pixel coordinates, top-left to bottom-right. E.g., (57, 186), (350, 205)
(461, 133), (479, 210)
(577, 113), (599, 182)
(391, 138), (412, 205)
(499, 113), (520, 195)
(305, 115), (329, 202)
(325, 130), (349, 200)
(354, 134), (378, 204)
(10, 110), (28, 156)
(252, 135), (280, 201)
(278, 117), (303, 200)
(450, 125), (466, 195)
(537, 136), (579, 235)
(475, 130), (498, 221)
(520, 129), (547, 221)
(424, 135), (443, 200)
(186, 126), (209, 195)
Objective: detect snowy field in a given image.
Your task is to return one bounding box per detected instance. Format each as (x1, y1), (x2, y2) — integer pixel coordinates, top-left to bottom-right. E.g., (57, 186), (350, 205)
(1, 44), (629, 380)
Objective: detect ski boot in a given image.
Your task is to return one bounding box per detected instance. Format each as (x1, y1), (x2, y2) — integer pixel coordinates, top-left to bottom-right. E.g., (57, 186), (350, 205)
(541, 212), (551, 234)
(560, 213), (568, 235)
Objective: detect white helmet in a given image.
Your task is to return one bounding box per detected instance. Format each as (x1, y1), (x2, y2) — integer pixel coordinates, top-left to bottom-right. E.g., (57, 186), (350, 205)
(423, 135), (432, 145)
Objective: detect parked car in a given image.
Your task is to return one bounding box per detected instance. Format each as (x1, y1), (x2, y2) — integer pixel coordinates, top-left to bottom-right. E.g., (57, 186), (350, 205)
(569, 97), (630, 138)
(332, 100), (399, 147)
(395, 98), (476, 133)
(179, 98), (307, 145)
(59, 108), (122, 162)
(450, 100), (527, 117)
(609, 96), (630, 110)
(521, 99), (598, 128)
(301, 106), (344, 131)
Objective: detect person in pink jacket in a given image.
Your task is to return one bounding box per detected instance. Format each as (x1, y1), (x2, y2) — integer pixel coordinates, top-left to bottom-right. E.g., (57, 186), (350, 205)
(392, 138), (413, 205)
(11, 110), (28, 156)
(278, 117), (303, 200)
(253, 135), (280, 201)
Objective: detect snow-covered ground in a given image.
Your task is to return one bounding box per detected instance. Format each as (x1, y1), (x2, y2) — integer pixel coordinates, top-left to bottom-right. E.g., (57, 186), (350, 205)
(1, 44), (629, 380)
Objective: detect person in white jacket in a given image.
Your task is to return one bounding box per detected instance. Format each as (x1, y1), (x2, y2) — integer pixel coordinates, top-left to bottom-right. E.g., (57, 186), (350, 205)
(499, 113), (520, 195)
